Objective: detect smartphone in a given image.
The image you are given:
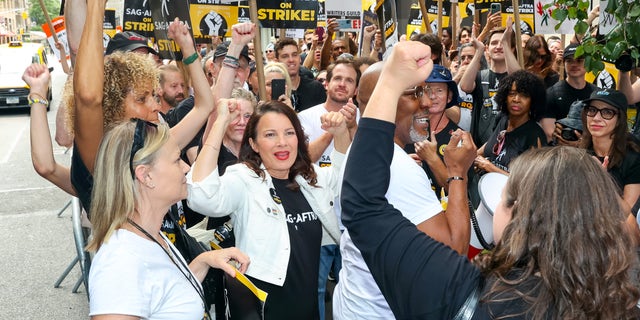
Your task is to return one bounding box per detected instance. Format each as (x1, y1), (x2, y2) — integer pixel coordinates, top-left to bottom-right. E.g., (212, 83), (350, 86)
(490, 3), (501, 15)
(315, 26), (325, 41)
(271, 79), (286, 101)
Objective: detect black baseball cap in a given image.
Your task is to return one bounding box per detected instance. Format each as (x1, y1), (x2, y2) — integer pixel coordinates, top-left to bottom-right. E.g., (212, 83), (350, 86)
(213, 41), (250, 62)
(563, 43), (579, 60)
(106, 31), (157, 56)
(583, 88), (629, 112)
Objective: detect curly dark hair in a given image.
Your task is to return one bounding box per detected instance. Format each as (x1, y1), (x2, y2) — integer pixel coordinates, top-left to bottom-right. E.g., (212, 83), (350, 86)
(476, 146), (640, 319)
(238, 101), (317, 190)
(494, 70), (546, 121)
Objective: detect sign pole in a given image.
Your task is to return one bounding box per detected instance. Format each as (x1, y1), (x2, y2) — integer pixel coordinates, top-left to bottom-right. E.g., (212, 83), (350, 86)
(437, 0), (443, 39)
(512, 0), (524, 68)
(450, 0), (458, 51)
(419, 0), (433, 34)
(38, 0), (59, 43)
(249, 0), (267, 101)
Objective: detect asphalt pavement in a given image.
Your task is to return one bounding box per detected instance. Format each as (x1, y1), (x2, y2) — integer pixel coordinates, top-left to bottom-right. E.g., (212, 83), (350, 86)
(0, 56), (89, 319)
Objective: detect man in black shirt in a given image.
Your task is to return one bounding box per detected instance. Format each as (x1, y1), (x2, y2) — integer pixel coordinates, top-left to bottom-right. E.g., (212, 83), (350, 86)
(275, 38), (326, 112)
(541, 43), (597, 143)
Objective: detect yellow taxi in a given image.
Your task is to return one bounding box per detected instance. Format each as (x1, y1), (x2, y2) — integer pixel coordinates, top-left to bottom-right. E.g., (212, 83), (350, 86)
(0, 41), (52, 110)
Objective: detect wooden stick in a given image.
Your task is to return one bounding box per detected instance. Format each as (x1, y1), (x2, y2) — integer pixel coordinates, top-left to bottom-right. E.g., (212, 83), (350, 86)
(419, 0), (433, 34)
(38, 0), (59, 43)
(451, 1), (458, 50)
(512, 0), (524, 68)
(437, 0), (443, 39)
(249, 0), (266, 101)
(559, 34), (565, 80)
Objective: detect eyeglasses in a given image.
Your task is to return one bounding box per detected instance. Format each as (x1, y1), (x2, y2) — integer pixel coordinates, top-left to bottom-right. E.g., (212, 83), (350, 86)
(586, 106), (618, 120)
(265, 50), (274, 53)
(129, 118), (158, 179)
(402, 86), (448, 100)
(507, 90), (531, 99)
(493, 130), (506, 156)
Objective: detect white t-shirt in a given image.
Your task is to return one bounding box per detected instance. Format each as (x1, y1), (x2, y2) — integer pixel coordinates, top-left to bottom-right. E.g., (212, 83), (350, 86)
(89, 229), (204, 320)
(333, 144), (443, 320)
(298, 103), (334, 167)
(299, 103), (360, 230)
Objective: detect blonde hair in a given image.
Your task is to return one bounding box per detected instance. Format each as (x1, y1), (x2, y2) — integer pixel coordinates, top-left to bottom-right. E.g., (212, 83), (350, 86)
(86, 120), (170, 251)
(264, 62), (292, 97)
(231, 87), (257, 107)
(64, 51), (159, 134)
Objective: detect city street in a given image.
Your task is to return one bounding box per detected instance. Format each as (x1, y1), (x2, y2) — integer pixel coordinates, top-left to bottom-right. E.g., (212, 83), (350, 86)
(0, 57), (88, 319)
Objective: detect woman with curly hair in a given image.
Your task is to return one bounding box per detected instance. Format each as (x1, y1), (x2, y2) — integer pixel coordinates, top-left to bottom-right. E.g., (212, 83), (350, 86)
(474, 70), (547, 175)
(188, 100), (350, 319)
(340, 42), (640, 319)
(68, 0), (213, 212)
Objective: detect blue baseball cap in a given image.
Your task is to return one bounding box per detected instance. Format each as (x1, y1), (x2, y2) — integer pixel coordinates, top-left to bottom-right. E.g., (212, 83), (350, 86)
(425, 64), (460, 108)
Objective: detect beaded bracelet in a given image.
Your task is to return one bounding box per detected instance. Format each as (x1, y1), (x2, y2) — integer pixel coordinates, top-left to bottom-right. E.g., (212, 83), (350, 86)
(28, 93), (49, 108)
(182, 52), (199, 65)
(222, 57), (240, 69)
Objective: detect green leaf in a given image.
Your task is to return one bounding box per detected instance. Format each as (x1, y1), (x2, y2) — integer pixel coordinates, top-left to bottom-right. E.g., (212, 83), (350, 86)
(577, 0), (590, 10)
(583, 43), (595, 54)
(574, 20), (589, 35)
(613, 41), (628, 59)
(630, 3), (640, 18)
(631, 48), (640, 60)
(584, 55), (593, 70)
(615, 2), (628, 19)
(552, 9), (568, 21)
(605, 0), (617, 14)
(568, 7), (577, 17)
(575, 45), (585, 58)
(592, 60), (605, 73)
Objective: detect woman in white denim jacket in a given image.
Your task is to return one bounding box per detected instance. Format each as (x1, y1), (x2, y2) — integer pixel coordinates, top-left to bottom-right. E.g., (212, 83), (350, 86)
(187, 100), (350, 319)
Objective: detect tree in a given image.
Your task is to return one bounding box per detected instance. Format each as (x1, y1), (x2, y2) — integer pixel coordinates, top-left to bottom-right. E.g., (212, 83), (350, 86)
(27, 0), (62, 31)
(550, 0), (640, 73)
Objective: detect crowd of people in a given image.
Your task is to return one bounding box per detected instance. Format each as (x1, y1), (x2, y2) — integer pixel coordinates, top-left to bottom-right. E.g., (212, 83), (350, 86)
(23, 0), (640, 319)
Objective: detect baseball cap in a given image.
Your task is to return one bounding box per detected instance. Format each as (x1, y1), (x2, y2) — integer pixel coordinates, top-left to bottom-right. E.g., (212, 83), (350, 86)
(425, 64), (460, 108)
(583, 88), (629, 113)
(213, 41), (250, 62)
(563, 43), (579, 60)
(106, 31), (158, 56)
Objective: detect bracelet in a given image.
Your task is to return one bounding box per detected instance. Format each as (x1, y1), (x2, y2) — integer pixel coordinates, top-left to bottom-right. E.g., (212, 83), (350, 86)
(225, 54), (239, 61)
(202, 143), (219, 151)
(222, 57), (240, 69)
(182, 52), (199, 65)
(28, 93), (49, 108)
(446, 176), (465, 184)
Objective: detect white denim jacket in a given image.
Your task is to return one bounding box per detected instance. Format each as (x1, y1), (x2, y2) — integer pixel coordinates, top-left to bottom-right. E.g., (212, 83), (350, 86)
(186, 151), (343, 286)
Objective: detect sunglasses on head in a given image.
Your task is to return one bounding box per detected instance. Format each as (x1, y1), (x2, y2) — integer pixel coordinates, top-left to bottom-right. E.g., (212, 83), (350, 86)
(129, 118), (158, 179)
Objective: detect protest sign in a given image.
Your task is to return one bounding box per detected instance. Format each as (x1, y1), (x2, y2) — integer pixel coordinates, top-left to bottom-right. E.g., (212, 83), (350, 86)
(149, 0), (192, 59)
(257, 0), (318, 29)
(123, 0), (154, 38)
(325, 0), (362, 32)
(41, 16), (70, 61)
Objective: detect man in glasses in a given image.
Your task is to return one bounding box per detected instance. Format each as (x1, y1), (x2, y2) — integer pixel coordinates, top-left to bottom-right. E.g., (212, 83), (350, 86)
(543, 43), (597, 145)
(333, 62), (474, 320)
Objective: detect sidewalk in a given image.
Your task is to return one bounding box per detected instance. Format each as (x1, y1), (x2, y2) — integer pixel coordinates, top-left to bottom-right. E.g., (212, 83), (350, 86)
(0, 208), (89, 319)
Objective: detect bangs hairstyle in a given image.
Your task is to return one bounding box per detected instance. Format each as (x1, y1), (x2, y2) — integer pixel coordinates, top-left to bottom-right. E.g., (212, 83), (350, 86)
(238, 101), (317, 190)
(494, 70), (546, 121)
(481, 147), (639, 319)
(86, 120), (170, 252)
(231, 87), (258, 107)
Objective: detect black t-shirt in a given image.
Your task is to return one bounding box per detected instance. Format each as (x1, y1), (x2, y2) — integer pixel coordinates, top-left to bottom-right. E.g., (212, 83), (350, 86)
(165, 95), (204, 165)
(248, 177), (321, 320)
(292, 68), (326, 113)
(593, 148), (640, 195)
(483, 117), (546, 173)
(70, 144), (94, 214)
(544, 80), (597, 119)
(543, 71), (560, 89)
(470, 69), (508, 146)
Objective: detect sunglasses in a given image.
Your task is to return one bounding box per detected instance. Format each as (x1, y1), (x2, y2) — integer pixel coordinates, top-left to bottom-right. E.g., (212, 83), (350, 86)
(402, 86), (447, 100)
(129, 118), (158, 179)
(586, 106), (618, 120)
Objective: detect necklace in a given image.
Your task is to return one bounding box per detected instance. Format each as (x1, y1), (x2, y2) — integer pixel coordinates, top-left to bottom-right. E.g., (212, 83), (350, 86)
(127, 218), (210, 319)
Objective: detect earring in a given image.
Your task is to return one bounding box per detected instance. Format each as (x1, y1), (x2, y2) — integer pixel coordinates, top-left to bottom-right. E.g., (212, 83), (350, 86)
(147, 182), (156, 189)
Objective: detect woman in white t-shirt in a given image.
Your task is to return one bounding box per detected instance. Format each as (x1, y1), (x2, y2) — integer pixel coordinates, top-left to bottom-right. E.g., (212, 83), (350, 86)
(87, 120), (249, 320)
